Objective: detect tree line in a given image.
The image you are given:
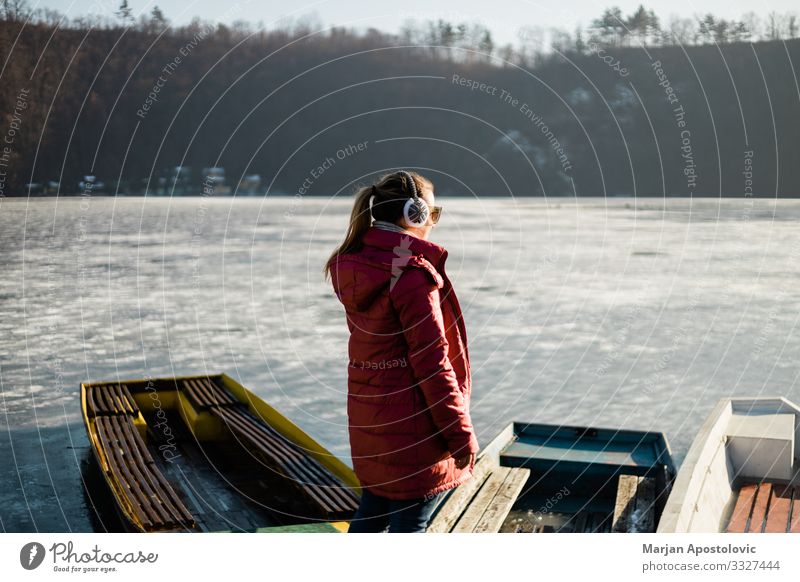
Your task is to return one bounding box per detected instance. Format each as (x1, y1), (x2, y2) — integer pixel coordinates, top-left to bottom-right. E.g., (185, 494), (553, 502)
(0, 1), (798, 198)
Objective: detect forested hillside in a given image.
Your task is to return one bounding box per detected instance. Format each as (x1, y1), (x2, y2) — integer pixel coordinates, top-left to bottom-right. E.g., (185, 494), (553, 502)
(1, 3), (798, 197)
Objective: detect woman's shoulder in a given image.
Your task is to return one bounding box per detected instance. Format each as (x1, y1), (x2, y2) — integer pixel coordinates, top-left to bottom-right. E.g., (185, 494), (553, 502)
(390, 254), (444, 294)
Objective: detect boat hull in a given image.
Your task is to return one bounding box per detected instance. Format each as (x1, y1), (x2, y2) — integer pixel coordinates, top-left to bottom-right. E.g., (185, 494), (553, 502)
(81, 373), (361, 532)
(658, 397), (800, 533)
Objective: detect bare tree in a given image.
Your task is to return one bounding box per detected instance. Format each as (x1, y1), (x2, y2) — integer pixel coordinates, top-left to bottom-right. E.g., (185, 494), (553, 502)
(766, 12), (783, 40)
(665, 15), (697, 45)
(516, 25), (545, 67)
(787, 13), (798, 38)
(740, 12), (762, 40)
(1, 0), (31, 21)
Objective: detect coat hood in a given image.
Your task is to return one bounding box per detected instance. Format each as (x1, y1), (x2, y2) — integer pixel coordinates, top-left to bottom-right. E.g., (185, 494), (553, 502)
(329, 227), (448, 312)
(329, 253), (394, 312)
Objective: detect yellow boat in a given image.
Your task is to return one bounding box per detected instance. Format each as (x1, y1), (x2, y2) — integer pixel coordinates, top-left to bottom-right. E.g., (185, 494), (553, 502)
(81, 373), (361, 532)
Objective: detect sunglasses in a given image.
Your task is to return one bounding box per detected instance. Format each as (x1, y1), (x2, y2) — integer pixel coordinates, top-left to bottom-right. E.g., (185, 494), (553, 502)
(430, 205), (443, 224)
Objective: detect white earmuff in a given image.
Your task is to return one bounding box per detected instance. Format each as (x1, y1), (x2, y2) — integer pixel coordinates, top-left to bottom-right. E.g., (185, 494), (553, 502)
(399, 171), (429, 227)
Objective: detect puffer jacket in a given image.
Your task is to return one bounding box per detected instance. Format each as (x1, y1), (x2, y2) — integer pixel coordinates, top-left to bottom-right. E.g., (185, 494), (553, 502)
(329, 226), (479, 500)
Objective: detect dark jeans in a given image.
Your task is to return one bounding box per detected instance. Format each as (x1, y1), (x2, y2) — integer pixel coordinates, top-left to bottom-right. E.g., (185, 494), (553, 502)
(347, 488), (446, 533)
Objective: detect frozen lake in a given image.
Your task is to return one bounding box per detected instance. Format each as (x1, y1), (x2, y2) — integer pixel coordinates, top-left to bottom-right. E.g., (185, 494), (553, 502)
(1, 195), (799, 531)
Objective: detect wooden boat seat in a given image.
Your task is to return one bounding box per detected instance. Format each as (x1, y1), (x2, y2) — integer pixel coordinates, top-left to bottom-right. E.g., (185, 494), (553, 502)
(727, 482), (800, 533)
(181, 377), (239, 409)
(86, 384), (140, 417)
(213, 405), (360, 519)
(180, 379), (359, 520)
(427, 456), (530, 533)
(612, 474), (656, 532)
(93, 414), (195, 531)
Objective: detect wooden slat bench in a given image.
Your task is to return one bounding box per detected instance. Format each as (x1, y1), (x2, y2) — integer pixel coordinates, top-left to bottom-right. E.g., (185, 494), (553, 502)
(94, 413), (195, 531)
(427, 456), (530, 533)
(180, 379), (360, 520)
(727, 482), (800, 533)
(86, 384), (140, 417)
(181, 377), (238, 409)
(612, 474), (656, 532)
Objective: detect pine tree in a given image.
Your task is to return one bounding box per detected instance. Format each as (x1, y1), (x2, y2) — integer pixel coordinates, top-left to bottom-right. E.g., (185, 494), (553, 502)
(116, 0), (133, 24)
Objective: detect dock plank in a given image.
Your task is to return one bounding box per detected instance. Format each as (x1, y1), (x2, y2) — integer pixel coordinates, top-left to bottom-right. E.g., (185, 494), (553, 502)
(636, 477), (656, 533)
(427, 456), (497, 533)
(472, 467), (530, 533)
(452, 467), (511, 533)
(613, 475), (656, 533)
(613, 474), (639, 532)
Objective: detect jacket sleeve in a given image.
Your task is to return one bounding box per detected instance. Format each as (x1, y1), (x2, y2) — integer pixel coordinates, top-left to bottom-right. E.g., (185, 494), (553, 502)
(390, 267), (479, 457)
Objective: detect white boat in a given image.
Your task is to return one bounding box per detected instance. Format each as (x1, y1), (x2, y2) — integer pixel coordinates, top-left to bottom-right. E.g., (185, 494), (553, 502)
(658, 397), (800, 533)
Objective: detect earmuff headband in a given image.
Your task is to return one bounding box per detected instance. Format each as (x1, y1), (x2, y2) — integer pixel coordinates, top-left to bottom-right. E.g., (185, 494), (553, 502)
(398, 170), (429, 227)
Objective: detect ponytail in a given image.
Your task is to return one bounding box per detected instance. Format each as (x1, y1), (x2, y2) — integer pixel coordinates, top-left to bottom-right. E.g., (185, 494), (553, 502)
(323, 184), (373, 278)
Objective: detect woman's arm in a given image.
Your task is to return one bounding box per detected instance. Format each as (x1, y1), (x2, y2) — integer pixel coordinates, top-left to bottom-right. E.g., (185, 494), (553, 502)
(391, 267), (479, 458)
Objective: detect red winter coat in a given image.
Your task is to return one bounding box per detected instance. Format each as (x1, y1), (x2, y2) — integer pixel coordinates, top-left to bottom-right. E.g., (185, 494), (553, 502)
(329, 227), (480, 500)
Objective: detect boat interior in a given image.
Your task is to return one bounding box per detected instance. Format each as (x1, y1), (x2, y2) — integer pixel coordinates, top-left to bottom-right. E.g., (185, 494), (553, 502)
(429, 422), (675, 533)
(81, 374), (360, 532)
(658, 397), (800, 533)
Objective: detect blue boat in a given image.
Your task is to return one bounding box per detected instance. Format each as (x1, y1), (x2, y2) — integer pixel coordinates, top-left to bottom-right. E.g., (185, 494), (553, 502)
(427, 422), (676, 533)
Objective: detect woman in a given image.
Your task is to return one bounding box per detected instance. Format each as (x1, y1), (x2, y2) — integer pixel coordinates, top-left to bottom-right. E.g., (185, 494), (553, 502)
(324, 170), (479, 533)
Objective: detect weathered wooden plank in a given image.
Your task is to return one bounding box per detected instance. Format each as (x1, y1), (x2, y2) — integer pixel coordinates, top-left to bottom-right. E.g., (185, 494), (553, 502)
(427, 456), (497, 533)
(231, 408), (359, 510)
(112, 384), (136, 415)
(114, 415), (195, 527)
(765, 485), (791, 533)
(104, 416), (174, 528)
(452, 467), (512, 533)
(119, 384), (139, 414)
(612, 474), (639, 532)
(86, 386), (99, 417)
(726, 483), (758, 533)
(95, 417), (158, 529)
(103, 386), (120, 414)
(185, 379), (212, 408)
(748, 483), (772, 533)
(472, 467), (530, 533)
(200, 377), (236, 404)
(612, 475), (656, 533)
(198, 378), (226, 407)
(215, 407), (341, 515)
(95, 386), (114, 414)
(253, 423), (357, 507)
(109, 385), (125, 414)
(635, 477), (656, 533)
